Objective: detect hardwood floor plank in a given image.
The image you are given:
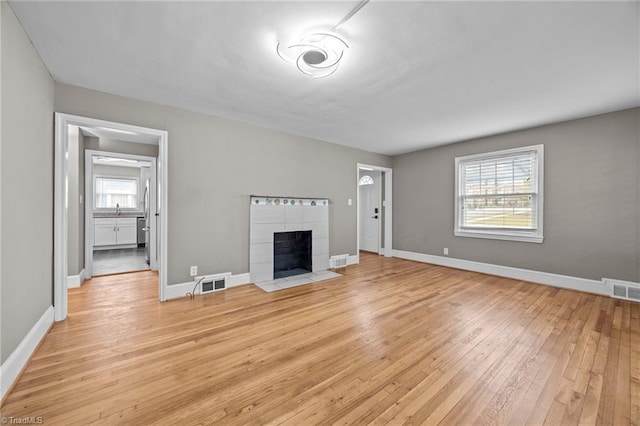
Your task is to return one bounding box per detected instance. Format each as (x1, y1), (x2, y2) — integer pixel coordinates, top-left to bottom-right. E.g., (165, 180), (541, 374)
(497, 294), (575, 425)
(630, 303), (640, 426)
(1, 253), (636, 425)
(613, 302), (632, 425)
(578, 309), (611, 426)
(450, 292), (569, 425)
(598, 300), (622, 425)
(525, 299), (598, 425)
(405, 289), (556, 424)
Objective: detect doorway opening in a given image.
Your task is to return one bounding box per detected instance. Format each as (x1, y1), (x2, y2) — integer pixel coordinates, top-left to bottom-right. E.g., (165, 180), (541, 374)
(55, 114), (169, 322)
(86, 150), (157, 277)
(358, 169), (382, 253)
(356, 163), (393, 258)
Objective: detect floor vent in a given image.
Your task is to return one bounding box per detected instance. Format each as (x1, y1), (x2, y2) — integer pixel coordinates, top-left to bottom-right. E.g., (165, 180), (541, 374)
(330, 254), (349, 269)
(198, 273), (230, 294)
(604, 278), (640, 303)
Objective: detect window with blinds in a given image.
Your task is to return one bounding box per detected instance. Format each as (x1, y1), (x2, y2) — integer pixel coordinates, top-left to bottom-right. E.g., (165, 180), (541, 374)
(95, 177), (139, 209)
(454, 145), (544, 243)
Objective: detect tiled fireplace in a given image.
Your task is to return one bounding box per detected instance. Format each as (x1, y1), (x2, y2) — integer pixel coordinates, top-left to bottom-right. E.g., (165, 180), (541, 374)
(249, 196), (329, 283)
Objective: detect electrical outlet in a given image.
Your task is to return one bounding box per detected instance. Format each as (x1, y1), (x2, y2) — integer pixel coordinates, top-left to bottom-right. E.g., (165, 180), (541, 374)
(348, 198), (352, 206)
(190, 266), (197, 277)
(443, 248), (449, 256)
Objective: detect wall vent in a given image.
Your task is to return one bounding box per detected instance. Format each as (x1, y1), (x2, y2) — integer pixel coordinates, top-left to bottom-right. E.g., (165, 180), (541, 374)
(604, 278), (640, 303)
(330, 254), (349, 269)
(197, 273), (230, 294)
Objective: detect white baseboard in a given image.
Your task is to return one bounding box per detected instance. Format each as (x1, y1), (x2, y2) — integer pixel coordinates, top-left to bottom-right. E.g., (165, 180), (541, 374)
(67, 268), (86, 288)
(392, 249), (608, 296)
(227, 273), (251, 288)
(1, 306), (54, 401)
(347, 254), (359, 266)
(165, 272), (252, 300)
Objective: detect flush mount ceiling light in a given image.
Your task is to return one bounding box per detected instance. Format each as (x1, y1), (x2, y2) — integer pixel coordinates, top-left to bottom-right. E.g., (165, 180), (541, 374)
(276, 0), (369, 78)
(277, 33), (348, 78)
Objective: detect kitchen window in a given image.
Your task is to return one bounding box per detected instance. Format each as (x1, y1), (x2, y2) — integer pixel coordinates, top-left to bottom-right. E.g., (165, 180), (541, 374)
(94, 176), (139, 209)
(454, 145), (544, 243)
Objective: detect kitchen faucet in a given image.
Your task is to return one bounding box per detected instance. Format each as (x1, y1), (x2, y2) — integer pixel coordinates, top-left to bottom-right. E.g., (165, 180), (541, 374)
(116, 203), (120, 216)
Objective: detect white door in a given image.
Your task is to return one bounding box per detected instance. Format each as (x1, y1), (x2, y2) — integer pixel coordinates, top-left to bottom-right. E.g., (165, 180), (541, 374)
(359, 171), (381, 253)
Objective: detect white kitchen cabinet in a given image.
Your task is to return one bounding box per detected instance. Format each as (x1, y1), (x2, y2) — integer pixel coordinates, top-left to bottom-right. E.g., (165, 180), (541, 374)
(94, 217), (139, 246)
(116, 218), (137, 245)
(94, 218), (117, 246)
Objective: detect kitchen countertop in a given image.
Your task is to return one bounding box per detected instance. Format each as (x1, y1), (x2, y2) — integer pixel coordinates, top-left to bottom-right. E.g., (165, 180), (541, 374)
(93, 212), (144, 218)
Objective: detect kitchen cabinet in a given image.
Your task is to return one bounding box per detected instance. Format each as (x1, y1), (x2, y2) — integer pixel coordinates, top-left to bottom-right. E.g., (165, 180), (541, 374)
(94, 217), (138, 246)
(94, 219), (117, 246)
(116, 218), (137, 244)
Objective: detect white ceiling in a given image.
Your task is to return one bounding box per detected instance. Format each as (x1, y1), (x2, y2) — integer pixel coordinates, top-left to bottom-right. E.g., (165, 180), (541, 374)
(10, 1), (640, 155)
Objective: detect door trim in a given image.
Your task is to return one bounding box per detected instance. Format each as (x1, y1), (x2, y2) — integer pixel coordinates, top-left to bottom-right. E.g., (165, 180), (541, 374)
(356, 163), (393, 258)
(54, 113), (169, 322)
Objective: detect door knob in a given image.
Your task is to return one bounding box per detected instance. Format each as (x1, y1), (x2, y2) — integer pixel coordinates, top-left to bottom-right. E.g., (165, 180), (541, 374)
(371, 215), (378, 219)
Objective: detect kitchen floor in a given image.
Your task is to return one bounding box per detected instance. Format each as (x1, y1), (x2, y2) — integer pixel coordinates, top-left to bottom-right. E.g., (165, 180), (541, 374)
(92, 247), (149, 276)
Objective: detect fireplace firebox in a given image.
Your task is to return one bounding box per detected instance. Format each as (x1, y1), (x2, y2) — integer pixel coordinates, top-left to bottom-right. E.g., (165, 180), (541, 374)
(273, 231), (312, 279)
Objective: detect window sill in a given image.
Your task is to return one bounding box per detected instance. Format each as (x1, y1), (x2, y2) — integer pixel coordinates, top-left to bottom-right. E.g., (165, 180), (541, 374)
(454, 230), (544, 244)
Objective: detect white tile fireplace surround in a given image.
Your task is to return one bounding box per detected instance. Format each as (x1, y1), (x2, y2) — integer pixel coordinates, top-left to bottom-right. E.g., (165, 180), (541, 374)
(250, 196), (329, 283)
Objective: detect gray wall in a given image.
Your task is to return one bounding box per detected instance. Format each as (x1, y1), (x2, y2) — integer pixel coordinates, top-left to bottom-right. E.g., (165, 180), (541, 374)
(393, 108), (640, 282)
(67, 126), (81, 275)
(55, 83), (391, 285)
(78, 130), (85, 274)
(1, 2), (55, 362)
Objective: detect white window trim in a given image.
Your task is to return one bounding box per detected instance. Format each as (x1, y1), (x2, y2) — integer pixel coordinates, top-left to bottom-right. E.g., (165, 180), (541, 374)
(93, 174), (141, 212)
(454, 144), (544, 243)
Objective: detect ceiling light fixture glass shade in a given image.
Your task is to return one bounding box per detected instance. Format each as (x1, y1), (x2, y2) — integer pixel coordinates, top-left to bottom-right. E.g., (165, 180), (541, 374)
(276, 32), (348, 78)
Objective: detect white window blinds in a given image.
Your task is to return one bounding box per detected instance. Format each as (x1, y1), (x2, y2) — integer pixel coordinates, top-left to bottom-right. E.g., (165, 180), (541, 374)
(455, 145), (544, 243)
(95, 177), (138, 209)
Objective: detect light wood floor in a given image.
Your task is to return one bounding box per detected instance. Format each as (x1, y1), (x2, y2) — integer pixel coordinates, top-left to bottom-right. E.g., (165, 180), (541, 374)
(2, 253), (638, 425)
